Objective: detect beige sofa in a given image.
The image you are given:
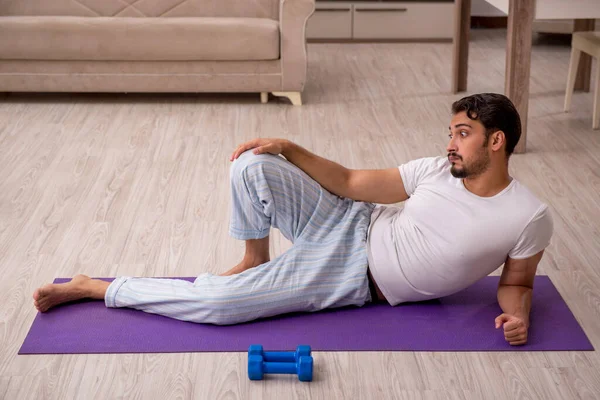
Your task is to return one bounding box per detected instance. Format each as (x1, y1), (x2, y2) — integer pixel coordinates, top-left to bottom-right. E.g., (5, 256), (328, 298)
(0, 0), (315, 105)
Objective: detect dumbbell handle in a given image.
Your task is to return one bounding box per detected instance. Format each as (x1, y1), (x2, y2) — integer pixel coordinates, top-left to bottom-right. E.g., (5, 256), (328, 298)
(262, 352), (297, 363)
(262, 361), (299, 375)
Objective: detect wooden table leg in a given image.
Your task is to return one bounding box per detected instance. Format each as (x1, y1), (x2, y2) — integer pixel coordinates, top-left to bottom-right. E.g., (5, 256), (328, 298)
(452, 0), (471, 93)
(574, 19), (596, 92)
(505, 0), (535, 154)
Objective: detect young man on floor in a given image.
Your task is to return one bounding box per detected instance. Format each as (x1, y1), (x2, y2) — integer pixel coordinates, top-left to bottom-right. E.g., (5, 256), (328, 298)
(33, 93), (553, 346)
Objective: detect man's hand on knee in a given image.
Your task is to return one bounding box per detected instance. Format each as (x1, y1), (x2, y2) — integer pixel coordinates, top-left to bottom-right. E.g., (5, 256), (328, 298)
(231, 138), (290, 161)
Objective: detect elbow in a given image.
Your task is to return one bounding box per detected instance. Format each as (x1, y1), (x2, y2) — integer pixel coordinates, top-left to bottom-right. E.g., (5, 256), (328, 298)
(343, 169), (362, 200)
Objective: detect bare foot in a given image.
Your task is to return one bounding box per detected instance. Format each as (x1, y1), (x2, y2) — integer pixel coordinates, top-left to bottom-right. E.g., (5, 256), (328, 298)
(220, 256), (270, 276)
(33, 274), (92, 312)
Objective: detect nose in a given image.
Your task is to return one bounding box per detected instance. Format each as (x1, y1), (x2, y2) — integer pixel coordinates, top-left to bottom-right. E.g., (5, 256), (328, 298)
(446, 136), (458, 154)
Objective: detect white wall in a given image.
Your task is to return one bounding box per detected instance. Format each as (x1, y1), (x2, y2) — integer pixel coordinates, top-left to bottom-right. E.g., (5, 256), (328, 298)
(470, 0), (600, 33)
(471, 0), (506, 16)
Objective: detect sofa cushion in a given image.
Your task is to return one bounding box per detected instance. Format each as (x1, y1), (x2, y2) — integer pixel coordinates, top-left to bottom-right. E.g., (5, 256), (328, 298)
(0, 0), (279, 19)
(0, 16), (280, 61)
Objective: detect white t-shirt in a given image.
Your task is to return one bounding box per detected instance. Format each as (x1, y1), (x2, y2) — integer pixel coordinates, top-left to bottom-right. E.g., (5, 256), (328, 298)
(366, 156), (554, 306)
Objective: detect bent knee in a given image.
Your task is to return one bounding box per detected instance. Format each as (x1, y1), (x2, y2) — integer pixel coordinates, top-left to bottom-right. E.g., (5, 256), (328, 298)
(230, 151), (283, 182)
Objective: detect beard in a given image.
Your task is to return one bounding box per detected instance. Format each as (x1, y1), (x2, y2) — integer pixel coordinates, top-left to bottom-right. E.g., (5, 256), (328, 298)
(449, 146), (491, 179)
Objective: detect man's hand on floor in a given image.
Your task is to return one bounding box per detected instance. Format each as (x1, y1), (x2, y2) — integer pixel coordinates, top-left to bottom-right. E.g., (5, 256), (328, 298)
(495, 313), (529, 346)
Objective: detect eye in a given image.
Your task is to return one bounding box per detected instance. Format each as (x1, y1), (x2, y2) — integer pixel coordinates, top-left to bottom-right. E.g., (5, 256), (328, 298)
(460, 130), (468, 137)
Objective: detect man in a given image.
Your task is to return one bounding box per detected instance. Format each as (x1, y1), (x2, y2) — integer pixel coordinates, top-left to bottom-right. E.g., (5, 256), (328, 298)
(33, 93), (552, 346)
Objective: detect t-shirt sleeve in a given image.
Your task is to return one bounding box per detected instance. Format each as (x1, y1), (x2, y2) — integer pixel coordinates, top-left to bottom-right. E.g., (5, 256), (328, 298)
(508, 204), (554, 259)
(398, 157), (440, 196)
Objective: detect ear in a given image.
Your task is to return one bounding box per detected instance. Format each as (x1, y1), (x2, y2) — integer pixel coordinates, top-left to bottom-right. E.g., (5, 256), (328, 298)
(490, 130), (505, 152)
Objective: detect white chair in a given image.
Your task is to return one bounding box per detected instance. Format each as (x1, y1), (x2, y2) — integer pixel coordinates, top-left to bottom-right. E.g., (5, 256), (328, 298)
(564, 31), (600, 129)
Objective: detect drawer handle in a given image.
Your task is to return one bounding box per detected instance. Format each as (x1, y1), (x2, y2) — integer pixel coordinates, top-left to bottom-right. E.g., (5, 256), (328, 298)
(317, 8), (352, 12)
(355, 8), (408, 12)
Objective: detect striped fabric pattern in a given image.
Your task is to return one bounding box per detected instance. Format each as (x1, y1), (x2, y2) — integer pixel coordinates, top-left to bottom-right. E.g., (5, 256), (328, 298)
(105, 151), (375, 325)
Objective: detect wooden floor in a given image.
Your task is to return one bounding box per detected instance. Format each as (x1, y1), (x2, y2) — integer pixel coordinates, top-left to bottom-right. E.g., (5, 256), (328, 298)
(1, 29), (600, 399)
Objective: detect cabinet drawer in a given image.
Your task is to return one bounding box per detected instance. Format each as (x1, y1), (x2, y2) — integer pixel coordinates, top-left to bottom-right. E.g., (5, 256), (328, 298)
(306, 2), (353, 39)
(353, 2), (454, 39)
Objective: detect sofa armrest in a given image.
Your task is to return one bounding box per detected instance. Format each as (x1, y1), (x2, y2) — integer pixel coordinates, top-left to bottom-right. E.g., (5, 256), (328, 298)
(279, 0), (315, 91)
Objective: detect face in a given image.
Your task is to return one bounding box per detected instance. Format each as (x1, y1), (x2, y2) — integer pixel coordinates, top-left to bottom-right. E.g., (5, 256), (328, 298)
(447, 112), (491, 179)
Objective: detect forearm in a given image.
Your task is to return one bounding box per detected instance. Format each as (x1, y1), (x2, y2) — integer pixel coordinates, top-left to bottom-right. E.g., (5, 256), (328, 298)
(497, 284), (532, 326)
(281, 141), (352, 197)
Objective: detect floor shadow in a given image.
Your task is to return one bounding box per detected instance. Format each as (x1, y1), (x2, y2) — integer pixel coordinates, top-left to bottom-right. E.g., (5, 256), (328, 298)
(0, 92), (270, 106)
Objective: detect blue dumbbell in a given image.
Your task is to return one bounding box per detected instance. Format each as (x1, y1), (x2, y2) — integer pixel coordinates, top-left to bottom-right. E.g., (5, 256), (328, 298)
(248, 344), (311, 363)
(248, 345), (313, 382)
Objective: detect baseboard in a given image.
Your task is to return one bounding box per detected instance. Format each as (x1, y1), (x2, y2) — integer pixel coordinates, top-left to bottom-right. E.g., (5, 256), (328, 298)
(471, 16), (507, 29)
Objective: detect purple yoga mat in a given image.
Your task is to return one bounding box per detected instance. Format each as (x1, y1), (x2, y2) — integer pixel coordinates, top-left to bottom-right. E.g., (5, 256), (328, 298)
(19, 276), (593, 354)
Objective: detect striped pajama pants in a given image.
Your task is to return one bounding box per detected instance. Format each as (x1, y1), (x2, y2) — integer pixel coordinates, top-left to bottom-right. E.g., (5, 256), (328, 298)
(105, 151), (376, 325)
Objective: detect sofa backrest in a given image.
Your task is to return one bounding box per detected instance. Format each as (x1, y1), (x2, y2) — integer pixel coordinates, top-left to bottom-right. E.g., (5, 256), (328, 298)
(0, 0), (279, 19)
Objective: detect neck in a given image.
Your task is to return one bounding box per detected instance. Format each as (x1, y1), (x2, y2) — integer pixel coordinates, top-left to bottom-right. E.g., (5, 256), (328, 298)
(463, 160), (511, 197)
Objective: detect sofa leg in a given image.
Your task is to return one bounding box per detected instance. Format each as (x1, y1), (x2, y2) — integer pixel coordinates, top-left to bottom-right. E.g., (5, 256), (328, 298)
(260, 92), (268, 104)
(272, 92), (302, 106)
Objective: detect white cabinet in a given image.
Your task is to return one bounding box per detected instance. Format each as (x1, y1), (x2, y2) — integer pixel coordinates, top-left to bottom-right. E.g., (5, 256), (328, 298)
(353, 2), (454, 39)
(532, 19), (600, 34)
(306, 1), (455, 40)
(306, 2), (353, 39)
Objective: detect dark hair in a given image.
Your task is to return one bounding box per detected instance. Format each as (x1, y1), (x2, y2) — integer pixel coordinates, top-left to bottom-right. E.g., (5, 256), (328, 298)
(451, 93), (521, 157)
